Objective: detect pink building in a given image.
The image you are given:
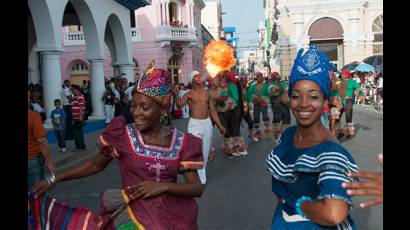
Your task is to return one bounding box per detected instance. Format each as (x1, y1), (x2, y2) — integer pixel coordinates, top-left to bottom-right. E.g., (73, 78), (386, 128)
(53, 0), (207, 86)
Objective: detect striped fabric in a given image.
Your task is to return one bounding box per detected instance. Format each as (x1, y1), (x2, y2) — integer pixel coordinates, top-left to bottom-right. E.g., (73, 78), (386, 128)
(179, 161), (204, 171)
(72, 94), (85, 120)
(28, 193), (99, 230)
(28, 192), (145, 229)
(266, 151), (359, 183)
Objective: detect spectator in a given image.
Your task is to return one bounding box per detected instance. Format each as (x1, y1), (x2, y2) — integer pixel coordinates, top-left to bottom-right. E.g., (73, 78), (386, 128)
(116, 85), (124, 116)
(61, 80), (74, 140)
(29, 95), (46, 122)
(119, 78), (129, 106)
(28, 90), (54, 191)
(50, 99), (66, 153)
(121, 78), (128, 91)
(377, 74), (383, 97)
(125, 82), (135, 103)
(102, 86), (116, 125)
(71, 85), (86, 151)
(81, 80), (88, 92)
(29, 96), (44, 113)
(85, 81), (93, 119)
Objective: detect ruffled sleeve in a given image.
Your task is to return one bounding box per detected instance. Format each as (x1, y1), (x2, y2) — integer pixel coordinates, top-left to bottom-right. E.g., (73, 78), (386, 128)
(97, 116), (134, 159)
(265, 127), (295, 182)
(178, 134), (204, 174)
(312, 144), (359, 206)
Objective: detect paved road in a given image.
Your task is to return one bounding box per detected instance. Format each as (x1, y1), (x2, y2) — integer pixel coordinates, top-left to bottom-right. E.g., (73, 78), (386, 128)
(49, 105), (383, 229)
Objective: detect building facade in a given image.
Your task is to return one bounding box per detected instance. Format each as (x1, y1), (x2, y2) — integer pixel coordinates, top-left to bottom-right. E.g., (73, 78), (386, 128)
(28, 0), (149, 120)
(30, 0), (207, 97)
(134, 0), (206, 84)
(267, 0), (383, 78)
(201, 0), (223, 40)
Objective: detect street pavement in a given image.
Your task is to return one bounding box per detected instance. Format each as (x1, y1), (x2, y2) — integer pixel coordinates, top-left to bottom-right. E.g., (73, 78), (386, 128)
(48, 104), (383, 229)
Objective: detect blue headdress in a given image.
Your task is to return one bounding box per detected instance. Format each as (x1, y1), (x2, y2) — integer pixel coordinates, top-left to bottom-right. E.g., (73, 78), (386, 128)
(288, 44), (331, 99)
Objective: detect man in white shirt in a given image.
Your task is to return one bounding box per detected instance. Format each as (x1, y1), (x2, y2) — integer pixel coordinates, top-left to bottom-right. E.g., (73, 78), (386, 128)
(377, 75), (383, 89)
(376, 74), (383, 104)
(61, 80), (74, 140)
(125, 82), (135, 103)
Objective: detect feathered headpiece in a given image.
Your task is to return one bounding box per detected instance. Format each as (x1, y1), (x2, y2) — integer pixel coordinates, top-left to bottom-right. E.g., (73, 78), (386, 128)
(288, 44), (331, 99)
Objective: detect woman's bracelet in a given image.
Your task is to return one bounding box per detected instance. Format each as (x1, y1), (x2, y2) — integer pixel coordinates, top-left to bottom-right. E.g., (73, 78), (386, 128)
(295, 196), (312, 218)
(45, 172), (56, 187)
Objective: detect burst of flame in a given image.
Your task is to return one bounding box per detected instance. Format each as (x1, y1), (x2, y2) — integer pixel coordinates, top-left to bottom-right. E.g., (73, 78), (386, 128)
(204, 40), (236, 78)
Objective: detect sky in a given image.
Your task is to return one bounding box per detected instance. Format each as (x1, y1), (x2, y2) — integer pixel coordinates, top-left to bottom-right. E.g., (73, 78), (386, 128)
(218, 0), (265, 58)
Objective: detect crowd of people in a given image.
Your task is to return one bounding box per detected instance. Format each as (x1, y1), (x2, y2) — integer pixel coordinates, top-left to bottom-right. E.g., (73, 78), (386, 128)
(28, 77), (137, 153)
(352, 71), (383, 111)
(28, 45), (383, 229)
(171, 69), (292, 160)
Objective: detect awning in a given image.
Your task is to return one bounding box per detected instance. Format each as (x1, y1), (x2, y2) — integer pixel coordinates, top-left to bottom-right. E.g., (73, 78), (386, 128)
(114, 0), (151, 10)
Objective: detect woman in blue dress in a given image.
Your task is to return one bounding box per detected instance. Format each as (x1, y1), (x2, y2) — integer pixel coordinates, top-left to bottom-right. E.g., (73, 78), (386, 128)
(265, 45), (359, 230)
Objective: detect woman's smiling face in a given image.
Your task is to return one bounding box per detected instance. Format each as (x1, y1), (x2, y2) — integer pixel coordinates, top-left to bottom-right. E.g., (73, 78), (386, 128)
(290, 80), (327, 127)
(130, 92), (162, 131)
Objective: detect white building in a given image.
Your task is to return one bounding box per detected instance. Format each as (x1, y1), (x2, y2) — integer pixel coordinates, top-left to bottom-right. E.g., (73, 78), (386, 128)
(270, 0), (383, 77)
(240, 49), (265, 77)
(201, 0), (222, 40)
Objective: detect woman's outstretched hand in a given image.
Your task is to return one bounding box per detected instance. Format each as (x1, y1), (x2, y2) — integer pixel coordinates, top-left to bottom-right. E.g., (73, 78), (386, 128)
(342, 154), (383, 208)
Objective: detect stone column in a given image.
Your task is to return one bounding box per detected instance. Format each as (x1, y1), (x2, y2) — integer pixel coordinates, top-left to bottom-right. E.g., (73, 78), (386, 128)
(190, 3), (195, 27)
(293, 14), (304, 50)
(89, 59), (105, 119)
(161, 1), (166, 26)
(349, 9), (360, 54)
(165, 1), (169, 26)
(156, 1), (161, 26)
(185, 2), (191, 26)
(119, 64), (136, 83)
(40, 51), (63, 122)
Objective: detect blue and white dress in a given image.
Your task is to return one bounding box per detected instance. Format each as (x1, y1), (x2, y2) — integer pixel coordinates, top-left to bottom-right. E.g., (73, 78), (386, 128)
(265, 126), (359, 230)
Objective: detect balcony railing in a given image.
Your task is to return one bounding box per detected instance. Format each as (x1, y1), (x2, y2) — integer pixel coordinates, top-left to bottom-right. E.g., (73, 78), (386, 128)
(63, 28), (143, 46)
(155, 26), (197, 42)
(63, 32), (85, 45)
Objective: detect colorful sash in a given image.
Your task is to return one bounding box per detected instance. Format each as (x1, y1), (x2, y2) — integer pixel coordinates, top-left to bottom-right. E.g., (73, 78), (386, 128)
(28, 192), (99, 230)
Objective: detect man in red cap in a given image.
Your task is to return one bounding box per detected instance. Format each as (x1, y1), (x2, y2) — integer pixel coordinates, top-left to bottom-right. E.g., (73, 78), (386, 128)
(247, 72), (271, 138)
(267, 72), (291, 138)
(335, 70), (361, 138)
(239, 75), (258, 141)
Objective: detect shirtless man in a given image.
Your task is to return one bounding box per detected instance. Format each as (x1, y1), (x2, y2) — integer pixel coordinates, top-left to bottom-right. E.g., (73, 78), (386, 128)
(173, 71), (226, 185)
